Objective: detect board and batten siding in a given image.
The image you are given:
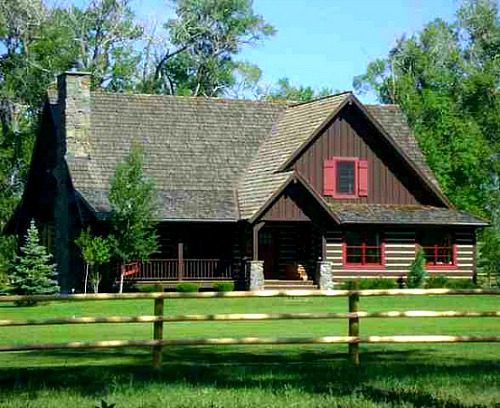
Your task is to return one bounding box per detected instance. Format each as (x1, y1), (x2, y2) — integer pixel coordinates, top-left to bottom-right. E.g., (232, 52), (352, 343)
(325, 229), (476, 281)
(292, 105), (442, 206)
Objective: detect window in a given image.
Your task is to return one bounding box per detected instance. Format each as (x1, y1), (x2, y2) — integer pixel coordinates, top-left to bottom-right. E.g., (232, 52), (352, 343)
(337, 161), (356, 195)
(420, 231), (456, 268)
(323, 158), (368, 198)
(343, 231), (384, 267)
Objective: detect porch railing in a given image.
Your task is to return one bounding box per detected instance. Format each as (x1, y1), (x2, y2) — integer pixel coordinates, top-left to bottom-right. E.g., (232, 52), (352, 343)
(127, 259), (233, 281)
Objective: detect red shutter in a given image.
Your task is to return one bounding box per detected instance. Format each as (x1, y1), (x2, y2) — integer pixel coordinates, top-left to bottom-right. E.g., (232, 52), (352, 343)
(323, 159), (335, 196)
(357, 159), (368, 197)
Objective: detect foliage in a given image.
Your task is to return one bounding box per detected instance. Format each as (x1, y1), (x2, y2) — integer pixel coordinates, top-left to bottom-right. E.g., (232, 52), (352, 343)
(108, 144), (159, 267)
(425, 275), (449, 289)
(265, 78), (335, 103)
(407, 247), (428, 289)
(10, 220), (58, 305)
(139, 0), (275, 97)
(445, 279), (479, 289)
(478, 204), (500, 287)
(95, 400), (116, 408)
(354, 0), (500, 219)
(340, 278), (397, 290)
(212, 281), (235, 292)
(176, 282), (199, 292)
(137, 284), (164, 293)
(75, 227), (111, 293)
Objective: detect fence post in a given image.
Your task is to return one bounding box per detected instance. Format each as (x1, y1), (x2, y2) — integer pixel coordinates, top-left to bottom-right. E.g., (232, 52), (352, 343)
(152, 297), (164, 369)
(348, 289), (360, 366)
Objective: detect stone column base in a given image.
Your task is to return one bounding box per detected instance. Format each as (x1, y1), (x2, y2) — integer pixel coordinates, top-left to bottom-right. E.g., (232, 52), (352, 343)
(317, 261), (333, 290)
(248, 260), (264, 291)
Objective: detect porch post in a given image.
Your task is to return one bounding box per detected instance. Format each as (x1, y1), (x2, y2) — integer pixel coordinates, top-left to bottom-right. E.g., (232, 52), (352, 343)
(178, 242), (184, 280)
(252, 222), (265, 260)
(318, 230), (333, 290)
(249, 222), (265, 290)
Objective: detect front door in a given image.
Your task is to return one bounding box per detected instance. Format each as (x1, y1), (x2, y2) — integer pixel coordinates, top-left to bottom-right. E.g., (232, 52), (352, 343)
(259, 229), (278, 279)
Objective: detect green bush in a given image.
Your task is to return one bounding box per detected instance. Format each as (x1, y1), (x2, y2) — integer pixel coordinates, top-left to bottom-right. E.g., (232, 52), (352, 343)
(445, 279), (479, 289)
(137, 284), (163, 293)
(212, 281), (234, 292)
(426, 275), (449, 288)
(340, 278), (397, 290)
(176, 282), (199, 292)
(407, 247), (428, 288)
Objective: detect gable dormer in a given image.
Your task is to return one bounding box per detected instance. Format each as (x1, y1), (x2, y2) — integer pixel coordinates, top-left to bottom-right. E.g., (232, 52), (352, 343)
(281, 96), (448, 207)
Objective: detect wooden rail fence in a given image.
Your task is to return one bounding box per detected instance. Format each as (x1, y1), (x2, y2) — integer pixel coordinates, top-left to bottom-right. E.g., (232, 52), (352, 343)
(0, 289), (499, 368)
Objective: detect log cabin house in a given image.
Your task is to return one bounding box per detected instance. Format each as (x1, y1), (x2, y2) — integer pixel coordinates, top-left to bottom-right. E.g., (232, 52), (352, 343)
(7, 70), (487, 292)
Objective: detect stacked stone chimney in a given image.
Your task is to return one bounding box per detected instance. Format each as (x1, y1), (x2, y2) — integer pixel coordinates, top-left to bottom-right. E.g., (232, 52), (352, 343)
(57, 70), (91, 158)
(54, 70), (91, 292)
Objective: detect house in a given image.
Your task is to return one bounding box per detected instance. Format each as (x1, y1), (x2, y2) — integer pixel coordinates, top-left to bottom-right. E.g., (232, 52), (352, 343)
(7, 70), (487, 292)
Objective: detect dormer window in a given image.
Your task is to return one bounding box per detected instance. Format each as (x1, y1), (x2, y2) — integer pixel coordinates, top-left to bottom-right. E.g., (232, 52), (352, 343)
(323, 157), (368, 198)
(336, 160), (356, 195)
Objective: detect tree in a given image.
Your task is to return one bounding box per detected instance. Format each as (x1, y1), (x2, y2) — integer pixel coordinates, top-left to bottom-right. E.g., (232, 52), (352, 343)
(140, 0), (275, 96)
(108, 145), (159, 292)
(407, 246), (428, 289)
(265, 78), (334, 103)
(75, 227), (111, 293)
(354, 0), (500, 285)
(10, 220), (58, 305)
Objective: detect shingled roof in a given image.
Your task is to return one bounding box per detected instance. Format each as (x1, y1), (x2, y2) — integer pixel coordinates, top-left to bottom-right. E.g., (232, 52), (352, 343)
(66, 92), (285, 220)
(53, 83), (459, 223)
(365, 105), (440, 189)
(329, 204), (488, 226)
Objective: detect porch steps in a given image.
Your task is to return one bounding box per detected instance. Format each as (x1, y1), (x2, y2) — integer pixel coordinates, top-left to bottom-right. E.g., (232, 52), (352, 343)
(263, 280), (317, 291)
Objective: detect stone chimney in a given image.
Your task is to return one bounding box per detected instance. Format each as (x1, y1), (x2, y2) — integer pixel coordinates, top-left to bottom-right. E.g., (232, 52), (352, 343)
(57, 70), (92, 159)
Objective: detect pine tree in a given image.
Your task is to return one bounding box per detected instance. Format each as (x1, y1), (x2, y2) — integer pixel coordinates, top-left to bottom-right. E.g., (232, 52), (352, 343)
(407, 246), (428, 289)
(11, 220), (59, 305)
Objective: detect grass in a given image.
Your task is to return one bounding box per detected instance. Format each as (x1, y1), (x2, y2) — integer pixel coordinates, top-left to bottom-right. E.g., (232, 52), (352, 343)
(0, 295), (498, 407)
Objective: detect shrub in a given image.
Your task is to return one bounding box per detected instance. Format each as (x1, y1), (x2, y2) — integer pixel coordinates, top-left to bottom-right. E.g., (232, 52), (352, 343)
(10, 220), (59, 306)
(445, 279), (479, 289)
(340, 278), (396, 290)
(426, 275), (449, 288)
(176, 282), (199, 292)
(212, 281), (234, 292)
(407, 246), (428, 288)
(137, 284), (163, 293)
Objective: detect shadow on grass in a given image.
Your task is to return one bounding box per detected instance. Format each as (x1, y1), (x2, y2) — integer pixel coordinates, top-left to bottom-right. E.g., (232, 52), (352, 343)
(0, 347), (498, 406)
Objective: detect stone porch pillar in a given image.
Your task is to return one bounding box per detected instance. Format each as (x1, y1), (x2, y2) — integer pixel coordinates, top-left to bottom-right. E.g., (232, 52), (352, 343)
(317, 260), (333, 290)
(248, 260), (264, 291)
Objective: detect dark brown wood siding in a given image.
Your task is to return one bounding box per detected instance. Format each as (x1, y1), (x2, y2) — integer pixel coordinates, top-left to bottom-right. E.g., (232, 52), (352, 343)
(292, 105), (442, 206)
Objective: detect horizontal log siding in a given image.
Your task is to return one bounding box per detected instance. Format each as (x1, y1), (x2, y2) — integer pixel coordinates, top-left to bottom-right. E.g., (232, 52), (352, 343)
(292, 106), (440, 206)
(326, 229), (476, 281)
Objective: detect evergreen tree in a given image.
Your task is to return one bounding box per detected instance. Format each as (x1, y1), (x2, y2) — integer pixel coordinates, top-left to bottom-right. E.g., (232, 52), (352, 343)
(407, 246), (428, 289)
(11, 220), (59, 305)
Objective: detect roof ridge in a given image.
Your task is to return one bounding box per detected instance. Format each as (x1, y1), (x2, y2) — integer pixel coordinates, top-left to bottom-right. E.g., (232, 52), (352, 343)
(90, 90), (287, 107)
(288, 91), (352, 108)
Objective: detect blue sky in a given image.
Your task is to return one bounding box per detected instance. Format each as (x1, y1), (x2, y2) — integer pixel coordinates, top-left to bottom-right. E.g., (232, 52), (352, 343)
(131, 0), (459, 103)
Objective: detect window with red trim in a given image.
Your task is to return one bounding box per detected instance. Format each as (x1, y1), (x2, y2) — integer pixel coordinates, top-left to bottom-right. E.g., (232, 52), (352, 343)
(323, 158), (368, 198)
(420, 231), (456, 268)
(343, 231), (384, 267)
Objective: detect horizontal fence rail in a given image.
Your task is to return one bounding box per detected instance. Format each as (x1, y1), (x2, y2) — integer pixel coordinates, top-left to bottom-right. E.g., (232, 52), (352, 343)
(1, 288), (499, 303)
(0, 289), (498, 368)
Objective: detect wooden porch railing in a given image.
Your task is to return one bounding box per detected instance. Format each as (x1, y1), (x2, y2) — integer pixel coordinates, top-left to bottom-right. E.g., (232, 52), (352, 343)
(127, 259), (233, 281)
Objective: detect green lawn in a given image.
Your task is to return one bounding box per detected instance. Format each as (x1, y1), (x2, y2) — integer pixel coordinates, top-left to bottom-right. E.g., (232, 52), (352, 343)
(0, 295), (499, 407)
